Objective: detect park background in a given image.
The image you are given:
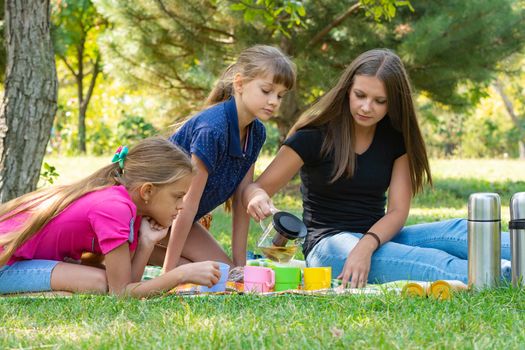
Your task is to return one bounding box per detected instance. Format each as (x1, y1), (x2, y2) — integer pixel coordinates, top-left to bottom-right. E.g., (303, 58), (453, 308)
(1, 0), (525, 349)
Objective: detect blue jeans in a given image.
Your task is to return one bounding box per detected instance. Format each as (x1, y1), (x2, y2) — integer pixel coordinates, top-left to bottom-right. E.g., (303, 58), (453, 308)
(0, 260), (59, 294)
(306, 219), (511, 283)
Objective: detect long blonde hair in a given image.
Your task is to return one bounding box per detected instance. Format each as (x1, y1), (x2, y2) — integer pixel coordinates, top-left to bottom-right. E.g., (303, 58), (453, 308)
(205, 44), (296, 106)
(289, 49), (432, 194)
(0, 137), (193, 265)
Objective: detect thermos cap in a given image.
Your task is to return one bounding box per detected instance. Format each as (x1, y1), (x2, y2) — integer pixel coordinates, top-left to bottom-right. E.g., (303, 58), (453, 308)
(510, 192), (525, 220)
(468, 193), (500, 221)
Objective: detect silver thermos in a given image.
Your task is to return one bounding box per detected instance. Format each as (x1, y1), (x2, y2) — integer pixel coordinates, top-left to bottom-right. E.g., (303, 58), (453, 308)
(468, 193), (501, 288)
(510, 192), (525, 287)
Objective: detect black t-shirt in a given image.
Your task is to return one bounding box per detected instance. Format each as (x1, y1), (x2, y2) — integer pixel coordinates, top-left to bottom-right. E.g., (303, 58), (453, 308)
(283, 117), (406, 257)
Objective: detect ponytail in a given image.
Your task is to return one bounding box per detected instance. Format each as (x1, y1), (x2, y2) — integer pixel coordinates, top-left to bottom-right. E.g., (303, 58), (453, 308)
(205, 64), (236, 105)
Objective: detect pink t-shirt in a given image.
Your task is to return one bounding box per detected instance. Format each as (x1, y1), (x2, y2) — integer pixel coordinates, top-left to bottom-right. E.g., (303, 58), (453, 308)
(0, 185), (141, 265)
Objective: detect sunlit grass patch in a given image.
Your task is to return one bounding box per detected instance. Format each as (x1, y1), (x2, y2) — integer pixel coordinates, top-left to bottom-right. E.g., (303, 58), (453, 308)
(21, 157), (525, 348)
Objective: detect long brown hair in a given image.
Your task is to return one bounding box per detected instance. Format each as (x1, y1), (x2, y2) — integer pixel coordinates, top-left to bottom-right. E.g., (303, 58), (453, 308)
(289, 49), (432, 194)
(205, 44), (296, 106)
(0, 137), (193, 265)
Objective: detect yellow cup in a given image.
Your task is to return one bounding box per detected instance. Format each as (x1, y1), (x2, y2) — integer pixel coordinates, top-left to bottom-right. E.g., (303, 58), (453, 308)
(429, 280), (468, 300)
(303, 267), (331, 290)
(401, 281), (431, 297)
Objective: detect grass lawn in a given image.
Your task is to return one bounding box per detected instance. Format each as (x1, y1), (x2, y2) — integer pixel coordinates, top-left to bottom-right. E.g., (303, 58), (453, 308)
(2, 156), (525, 349)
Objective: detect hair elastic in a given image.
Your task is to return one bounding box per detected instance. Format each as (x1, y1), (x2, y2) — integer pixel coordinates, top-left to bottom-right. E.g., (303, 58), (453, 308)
(362, 231), (381, 250)
(111, 145), (129, 169)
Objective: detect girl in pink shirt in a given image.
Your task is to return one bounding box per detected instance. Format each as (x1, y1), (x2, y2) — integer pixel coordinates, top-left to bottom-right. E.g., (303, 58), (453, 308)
(0, 137), (221, 297)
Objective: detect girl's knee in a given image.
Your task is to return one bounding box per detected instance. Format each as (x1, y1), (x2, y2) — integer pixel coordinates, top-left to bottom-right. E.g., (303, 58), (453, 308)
(89, 269), (108, 294)
(450, 218), (466, 226)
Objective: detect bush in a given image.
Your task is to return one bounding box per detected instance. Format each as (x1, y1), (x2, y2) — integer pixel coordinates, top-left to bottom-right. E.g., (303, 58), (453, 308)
(115, 114), (158, 147)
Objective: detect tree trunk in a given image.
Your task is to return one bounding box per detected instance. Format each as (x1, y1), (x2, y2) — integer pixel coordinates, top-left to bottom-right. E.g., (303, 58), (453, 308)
(78, 105), (87, 153)
(276, 90), (302, 142)
(493, 80), (525, 159)
(77, 41), (86, 153)
(78, 54), (101, 154)
(0, 0), (58, 202)
(78, 95), (87, 153)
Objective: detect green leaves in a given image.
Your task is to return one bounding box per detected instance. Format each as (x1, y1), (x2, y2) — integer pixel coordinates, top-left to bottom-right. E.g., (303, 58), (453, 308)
(51, 0), (107, 61)
(40, 162), (59, 185)
(360, 0), (414, 22)
(228, 0), (307, 37)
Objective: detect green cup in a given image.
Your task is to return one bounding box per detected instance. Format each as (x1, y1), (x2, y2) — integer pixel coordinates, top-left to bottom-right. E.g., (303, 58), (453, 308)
(273, 266), (301, 291)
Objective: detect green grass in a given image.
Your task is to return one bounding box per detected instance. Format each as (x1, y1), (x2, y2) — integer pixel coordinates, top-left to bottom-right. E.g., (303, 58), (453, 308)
(2, 289), (525, 349)
(2, 157), (525, 349)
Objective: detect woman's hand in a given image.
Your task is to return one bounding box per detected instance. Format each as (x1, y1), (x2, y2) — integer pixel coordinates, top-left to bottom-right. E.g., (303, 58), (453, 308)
(246, 189), (277, 222)
(175, 261), (221, 287)
(338, 239), (376, 288)
(139, 217), (169, 246)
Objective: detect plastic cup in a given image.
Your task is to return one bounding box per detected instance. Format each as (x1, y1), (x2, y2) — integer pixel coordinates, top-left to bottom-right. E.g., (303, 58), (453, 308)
(273, 266), (301, 291)
(244, 265), (275, 293)
(303, 267), (331, 290)
(200, 262), (230, 293)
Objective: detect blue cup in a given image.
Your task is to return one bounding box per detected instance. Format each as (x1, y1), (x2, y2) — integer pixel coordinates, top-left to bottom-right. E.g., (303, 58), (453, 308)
(199, 262), (230, 292)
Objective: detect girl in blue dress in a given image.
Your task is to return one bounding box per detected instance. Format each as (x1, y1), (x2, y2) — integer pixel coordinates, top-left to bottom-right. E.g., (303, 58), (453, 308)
(161, 45), (296, 271)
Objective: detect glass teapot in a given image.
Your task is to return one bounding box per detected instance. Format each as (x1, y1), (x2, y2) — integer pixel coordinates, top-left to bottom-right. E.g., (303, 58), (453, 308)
(256, 211), (307, 263)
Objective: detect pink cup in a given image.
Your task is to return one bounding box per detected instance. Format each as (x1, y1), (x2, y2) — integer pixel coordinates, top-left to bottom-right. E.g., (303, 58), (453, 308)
(244, 266), (275, 293)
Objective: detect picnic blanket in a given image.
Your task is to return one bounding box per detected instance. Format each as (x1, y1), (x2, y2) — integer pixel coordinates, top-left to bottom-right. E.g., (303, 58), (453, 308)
(1, 263), (467, 299)
(143, 265), (468, 299)
(168, 281), (399, 297)
(1, 280), (467, 299)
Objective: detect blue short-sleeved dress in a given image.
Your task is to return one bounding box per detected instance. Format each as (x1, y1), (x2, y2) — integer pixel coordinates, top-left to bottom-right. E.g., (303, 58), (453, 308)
(170, 97), (266, 221)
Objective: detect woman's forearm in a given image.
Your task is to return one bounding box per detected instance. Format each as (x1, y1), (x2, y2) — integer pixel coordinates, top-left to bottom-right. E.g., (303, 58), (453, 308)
(368, 208), (409, 245)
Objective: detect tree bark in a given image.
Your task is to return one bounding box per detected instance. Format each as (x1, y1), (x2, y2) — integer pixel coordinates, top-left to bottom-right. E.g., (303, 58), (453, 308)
(276, 90), (301, 141)
(0, 0), (58, 202)
(276, 38), (302, 139)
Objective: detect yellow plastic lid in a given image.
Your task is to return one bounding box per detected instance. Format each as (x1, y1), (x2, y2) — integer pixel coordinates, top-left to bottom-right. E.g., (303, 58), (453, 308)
(430, 280), (451, 300)
(402, 282), (426, 297)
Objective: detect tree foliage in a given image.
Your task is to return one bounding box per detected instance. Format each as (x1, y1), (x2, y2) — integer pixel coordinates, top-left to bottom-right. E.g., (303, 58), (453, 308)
(94, 0), (417, 123)
(51, 0), (107, 152)
(395, 0), (525, 108)
(93, 0), (525, 140)
(94, 0), (236, 117)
